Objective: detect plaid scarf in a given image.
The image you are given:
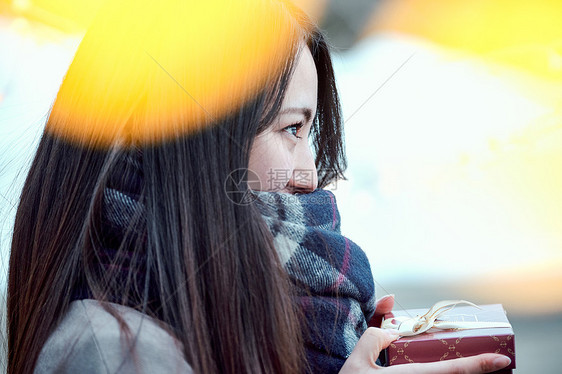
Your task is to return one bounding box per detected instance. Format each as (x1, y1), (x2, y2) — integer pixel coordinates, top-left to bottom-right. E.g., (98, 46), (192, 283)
(254, 190), (376, 373)
(73, 183), (376, 373)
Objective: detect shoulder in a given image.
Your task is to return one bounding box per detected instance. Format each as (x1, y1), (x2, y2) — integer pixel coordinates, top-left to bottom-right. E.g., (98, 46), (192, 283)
(35, 299), (193, 374)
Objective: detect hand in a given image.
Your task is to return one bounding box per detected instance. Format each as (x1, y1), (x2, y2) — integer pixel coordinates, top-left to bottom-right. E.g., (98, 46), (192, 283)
(339, 327), (512, 374)
(368, 294), (395, 328)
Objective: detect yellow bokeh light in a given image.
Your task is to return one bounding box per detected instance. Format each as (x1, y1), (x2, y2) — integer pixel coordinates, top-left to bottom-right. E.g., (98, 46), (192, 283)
(45, 0), (302, 147)
(365, 0), (562, 83)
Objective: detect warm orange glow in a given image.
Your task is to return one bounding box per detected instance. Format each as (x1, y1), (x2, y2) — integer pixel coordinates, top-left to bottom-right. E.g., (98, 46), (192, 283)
(45, 0), (302, 147)
(458, 260), (562, 315)
(1, 0), (325, 34)
(365, 0), (562, 82)
(293, 0), (328, 23)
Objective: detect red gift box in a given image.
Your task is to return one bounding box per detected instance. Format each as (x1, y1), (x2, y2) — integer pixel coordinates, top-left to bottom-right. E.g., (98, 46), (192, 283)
(382, 304), (516, 372)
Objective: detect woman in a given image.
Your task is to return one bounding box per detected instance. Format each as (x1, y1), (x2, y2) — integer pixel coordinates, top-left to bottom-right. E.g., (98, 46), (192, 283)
(7, 1), (511, 373)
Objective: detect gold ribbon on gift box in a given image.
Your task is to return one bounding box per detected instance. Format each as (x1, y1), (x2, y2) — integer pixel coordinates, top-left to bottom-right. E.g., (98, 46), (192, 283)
(381, 300), (512, 337)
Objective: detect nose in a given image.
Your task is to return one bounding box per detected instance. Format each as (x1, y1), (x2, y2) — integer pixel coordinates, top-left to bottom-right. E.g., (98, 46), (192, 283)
(286, 142), (318, 193)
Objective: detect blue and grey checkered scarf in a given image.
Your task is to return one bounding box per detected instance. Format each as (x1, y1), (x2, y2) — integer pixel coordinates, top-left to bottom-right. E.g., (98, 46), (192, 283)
(254, 190), (376, 373)
(74, 182), (376, 373)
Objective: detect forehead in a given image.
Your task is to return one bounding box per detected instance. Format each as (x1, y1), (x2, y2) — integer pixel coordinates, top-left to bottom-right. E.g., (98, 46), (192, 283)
(281, 46), (318, 112)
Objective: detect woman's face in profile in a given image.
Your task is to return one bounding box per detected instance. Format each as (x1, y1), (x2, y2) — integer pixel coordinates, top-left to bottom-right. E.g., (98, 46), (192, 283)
(248, 46), (318, 193)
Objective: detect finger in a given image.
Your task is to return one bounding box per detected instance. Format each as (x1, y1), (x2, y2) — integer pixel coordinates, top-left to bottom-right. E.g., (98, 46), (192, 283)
(369, 295), (395, 327)
(384, 354), (512, 374)
(374, 294), (394, 315)
(348, 328), (399, 368)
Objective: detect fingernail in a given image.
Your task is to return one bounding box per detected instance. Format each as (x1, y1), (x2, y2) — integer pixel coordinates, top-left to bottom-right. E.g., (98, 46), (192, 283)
(493, 356), (511, 369)
(380, 294), (395, 300)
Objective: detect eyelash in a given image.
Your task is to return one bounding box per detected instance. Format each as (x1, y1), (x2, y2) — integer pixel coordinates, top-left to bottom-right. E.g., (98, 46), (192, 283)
(283, 122), (304, 139)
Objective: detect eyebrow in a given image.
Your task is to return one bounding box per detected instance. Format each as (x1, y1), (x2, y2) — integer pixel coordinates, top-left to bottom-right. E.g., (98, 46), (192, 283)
(278, 107), (314, 123)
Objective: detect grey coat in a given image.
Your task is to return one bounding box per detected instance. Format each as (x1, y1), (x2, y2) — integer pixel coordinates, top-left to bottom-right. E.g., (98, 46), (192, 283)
(35, 300), (193, 374)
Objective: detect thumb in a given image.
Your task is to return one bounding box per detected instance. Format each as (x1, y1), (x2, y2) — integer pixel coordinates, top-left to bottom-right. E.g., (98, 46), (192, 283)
(369, 295), (395, 327)
(340, 328), (400, 373)
(375, 295), (395, 316)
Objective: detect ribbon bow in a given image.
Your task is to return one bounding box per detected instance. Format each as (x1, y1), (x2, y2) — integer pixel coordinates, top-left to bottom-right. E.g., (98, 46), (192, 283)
(381, 300), (512, 337)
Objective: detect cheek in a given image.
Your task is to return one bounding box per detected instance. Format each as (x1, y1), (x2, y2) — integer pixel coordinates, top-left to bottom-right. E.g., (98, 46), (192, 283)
(248, 135), (294, 191)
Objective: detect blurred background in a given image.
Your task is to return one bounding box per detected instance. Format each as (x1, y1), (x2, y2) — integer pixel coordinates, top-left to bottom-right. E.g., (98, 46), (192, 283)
(1, 0), (561, 372)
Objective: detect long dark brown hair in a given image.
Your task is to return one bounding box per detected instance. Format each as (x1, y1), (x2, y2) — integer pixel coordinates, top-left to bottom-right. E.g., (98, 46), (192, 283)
(7, 2), (345, 374)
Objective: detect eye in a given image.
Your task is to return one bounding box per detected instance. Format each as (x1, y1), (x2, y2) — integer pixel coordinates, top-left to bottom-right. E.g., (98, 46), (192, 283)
(282, 122), (303, 139)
